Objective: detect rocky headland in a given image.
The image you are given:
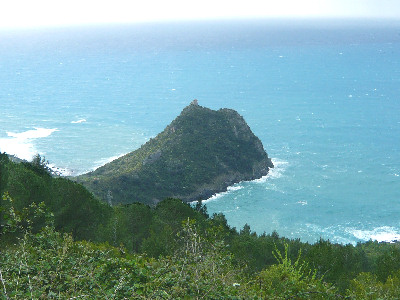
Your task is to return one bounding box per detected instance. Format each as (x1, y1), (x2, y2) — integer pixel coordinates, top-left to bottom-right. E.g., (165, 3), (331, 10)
(76, 100), (273, 205)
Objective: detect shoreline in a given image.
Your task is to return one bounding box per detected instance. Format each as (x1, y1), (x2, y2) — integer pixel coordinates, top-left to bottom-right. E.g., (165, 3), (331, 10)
(195, 157), (287, 204)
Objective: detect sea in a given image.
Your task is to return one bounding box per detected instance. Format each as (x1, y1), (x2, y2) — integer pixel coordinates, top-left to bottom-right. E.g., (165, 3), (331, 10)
(1, 19), (399, 245)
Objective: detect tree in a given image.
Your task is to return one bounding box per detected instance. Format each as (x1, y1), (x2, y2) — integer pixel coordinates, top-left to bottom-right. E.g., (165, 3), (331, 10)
(0, 153), (9, 236)
(0, 152), (9, 196)
(25, 153), (52, 176)
(194, 199), (209, 217)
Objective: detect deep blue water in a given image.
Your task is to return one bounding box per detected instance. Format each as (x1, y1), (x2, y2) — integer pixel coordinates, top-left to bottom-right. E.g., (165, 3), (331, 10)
(1, 19), (400, 244)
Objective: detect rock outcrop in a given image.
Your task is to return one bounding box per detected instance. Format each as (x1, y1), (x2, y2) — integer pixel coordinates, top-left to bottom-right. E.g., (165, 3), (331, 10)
(76, 101), (273, 205)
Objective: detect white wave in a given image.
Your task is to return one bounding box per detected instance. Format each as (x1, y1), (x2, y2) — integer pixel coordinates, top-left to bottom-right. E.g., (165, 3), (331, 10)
(7, 128), (58, 139)
(0, 137), (35, 161)
(203, 193), (226, 203)
(202, 185), (244, 203)
(199, 158), (288, 203)
(71, 119), (86, 124)
(346, 226), (400, 243)
(254, 158), (289, 183)
(296, 200), (308, 206)
(227, 185), (244, 192)
(0, 127), (58, 161)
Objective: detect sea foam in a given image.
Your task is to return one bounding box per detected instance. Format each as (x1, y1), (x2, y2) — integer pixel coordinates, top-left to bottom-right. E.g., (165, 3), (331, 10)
(202, 185), (244, 203)
(71, 119), (87, 124)
(0, 128), (58, 161)
(203, 158), (287, 203)
(7, 128), (58, 139)
(346, 226), (400, 243)
(254, 158), (288, 183)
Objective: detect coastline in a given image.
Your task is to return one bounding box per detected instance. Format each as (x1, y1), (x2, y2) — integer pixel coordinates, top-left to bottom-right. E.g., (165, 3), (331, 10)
(197, 158), (285, 204)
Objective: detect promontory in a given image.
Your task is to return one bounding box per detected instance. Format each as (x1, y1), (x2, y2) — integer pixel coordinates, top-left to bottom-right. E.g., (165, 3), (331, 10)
(76, 100), (273, 205)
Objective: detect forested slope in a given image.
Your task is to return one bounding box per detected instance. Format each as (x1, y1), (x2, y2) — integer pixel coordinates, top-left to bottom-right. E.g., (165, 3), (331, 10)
(2, 153), (400, 298)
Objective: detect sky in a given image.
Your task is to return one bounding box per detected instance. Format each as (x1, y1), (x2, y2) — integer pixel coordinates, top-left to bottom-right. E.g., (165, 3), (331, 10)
(0, 0), (399, 29)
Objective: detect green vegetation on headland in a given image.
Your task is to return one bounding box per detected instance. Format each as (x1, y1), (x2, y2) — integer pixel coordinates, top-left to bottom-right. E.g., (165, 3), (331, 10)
(76, 101), (273, 205)
(2, 153), (400, 298)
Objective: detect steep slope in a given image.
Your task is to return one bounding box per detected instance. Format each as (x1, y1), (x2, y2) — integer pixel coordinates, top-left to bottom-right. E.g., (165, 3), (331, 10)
(76, 101), (273, 205)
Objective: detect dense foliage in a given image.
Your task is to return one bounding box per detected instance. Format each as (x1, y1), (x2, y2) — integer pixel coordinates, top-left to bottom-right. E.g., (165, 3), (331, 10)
(0, 194), (336, 299)
(76, 103), (273, 205)
(0, 153), (110, 241)
(2, 153), (400, 298)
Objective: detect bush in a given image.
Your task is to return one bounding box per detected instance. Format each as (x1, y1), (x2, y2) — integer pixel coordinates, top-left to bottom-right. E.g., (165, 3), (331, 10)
(248, 244), (338, 299)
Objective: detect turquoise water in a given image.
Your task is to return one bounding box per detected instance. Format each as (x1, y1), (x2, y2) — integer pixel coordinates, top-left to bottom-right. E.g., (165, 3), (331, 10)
(1, 20), (399, 244)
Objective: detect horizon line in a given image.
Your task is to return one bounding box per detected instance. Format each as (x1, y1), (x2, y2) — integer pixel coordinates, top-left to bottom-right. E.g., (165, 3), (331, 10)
(1, 16), (400, 32)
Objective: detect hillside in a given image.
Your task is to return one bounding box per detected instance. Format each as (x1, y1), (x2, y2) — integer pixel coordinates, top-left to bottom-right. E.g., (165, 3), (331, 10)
(0, 153), (110, 241)
(3, 152), (400, 298)
(76, 100), (273, 205)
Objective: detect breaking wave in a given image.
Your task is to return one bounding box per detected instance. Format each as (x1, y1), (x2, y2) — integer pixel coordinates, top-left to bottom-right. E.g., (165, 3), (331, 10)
(0, 128), (58, 161)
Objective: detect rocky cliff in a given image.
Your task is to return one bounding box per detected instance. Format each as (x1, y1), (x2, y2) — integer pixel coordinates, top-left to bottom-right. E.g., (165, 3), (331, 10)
(76, 101), (273, 205)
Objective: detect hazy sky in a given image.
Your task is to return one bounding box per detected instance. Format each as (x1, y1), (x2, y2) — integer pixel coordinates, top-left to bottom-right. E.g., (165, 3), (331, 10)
(1, 0), (399, 29)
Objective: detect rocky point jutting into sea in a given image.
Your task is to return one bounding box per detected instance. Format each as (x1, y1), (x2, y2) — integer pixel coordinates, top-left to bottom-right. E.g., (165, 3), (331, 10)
(76, 100), (273, 205)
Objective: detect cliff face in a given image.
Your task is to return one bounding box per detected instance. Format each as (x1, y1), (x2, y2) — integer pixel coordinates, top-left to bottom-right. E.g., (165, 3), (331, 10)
(76, 101), (273, 205)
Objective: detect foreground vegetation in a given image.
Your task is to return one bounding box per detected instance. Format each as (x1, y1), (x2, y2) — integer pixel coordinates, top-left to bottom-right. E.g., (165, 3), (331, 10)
(1, 153), (400, 298)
